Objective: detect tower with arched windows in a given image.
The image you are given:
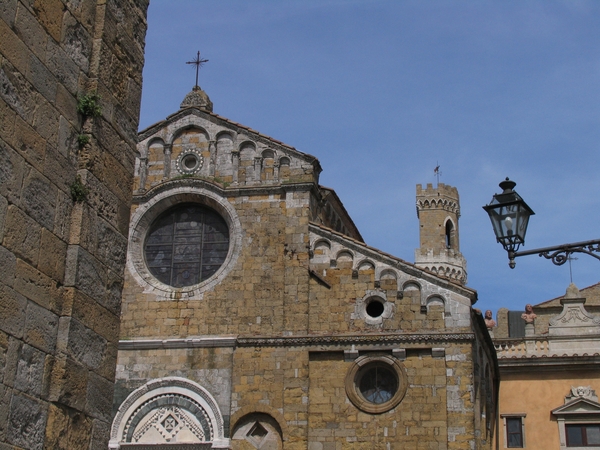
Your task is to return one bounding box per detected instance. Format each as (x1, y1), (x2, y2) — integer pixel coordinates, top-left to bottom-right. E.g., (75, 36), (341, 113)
(415, 183), (467, 284)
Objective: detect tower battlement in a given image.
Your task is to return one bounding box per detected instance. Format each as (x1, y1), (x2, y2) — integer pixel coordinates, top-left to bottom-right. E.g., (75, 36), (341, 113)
(415, 183), (467, 284)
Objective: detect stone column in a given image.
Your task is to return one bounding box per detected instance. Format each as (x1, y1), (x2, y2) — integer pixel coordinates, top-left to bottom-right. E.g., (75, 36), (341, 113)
(232, 150), (239, 184)
(254, 156), (263, 183)
(138, 157), (148, 192)
(163, 144), (172, 180)
(209, 140), (216, 177)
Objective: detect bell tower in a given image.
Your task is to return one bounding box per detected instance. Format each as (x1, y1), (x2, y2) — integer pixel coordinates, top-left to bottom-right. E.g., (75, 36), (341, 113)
(415, 183), (467, 284)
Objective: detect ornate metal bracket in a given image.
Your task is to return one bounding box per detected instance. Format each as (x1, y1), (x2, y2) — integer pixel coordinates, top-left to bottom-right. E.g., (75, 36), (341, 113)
(508, 239), (600, 268)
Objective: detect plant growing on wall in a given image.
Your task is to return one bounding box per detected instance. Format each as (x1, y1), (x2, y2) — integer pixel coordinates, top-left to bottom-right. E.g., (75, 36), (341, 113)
(70, 175), (89, 202)
(77, 92), (102, 118)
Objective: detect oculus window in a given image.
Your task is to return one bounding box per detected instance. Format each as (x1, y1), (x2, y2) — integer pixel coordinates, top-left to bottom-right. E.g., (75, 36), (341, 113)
(345, 355), (408, 414)
(144, 204), (229, 287)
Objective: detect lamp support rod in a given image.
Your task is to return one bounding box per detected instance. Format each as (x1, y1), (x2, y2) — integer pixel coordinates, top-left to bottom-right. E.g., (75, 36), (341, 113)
(508, 239), (600, 268)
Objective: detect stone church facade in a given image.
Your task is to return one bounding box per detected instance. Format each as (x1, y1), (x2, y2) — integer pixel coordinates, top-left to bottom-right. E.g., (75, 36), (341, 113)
(110, 87), (498, 449)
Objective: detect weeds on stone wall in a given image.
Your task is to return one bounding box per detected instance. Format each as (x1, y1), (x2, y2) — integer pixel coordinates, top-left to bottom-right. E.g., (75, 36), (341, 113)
(70, 175), (89, 202)
(77, 92), (102, 118)
(77, 134), (90, 149)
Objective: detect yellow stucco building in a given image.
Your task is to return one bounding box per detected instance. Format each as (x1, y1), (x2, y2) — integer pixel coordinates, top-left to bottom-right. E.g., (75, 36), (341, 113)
(494, 283), (600, 449)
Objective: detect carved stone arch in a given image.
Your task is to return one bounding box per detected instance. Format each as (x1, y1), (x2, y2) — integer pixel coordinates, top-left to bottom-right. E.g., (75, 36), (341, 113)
(336, 249), (354, 260)
(231, 410), (284, 450)
(426, 294), (445, 308)
(312, 239), (331, 256)
(261, 149), (275, 161)
(278, 156), (291, 179)
(238, 140), (256, 155)
(379, 269), (398, 281)
(378, 268), (398, 290)
(109, 377), (229, 449)
(402, 281), (422, 308)
(402, 281), (421, 292)
(216, 130), (234, 141)
(170, 124), (210, 146)
(356, 259), (375, 271)
(145, 137), (165, 158)
(336, 250), (354, 268)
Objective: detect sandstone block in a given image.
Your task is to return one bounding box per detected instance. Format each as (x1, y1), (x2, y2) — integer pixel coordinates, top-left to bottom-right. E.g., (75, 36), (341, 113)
(7, 391), (48, 450)
(24, 300), (59, 354)
(0, 285), (26, 338)
(45, 38), (79, 95)
(0, 58), (38, 122)
(61, 12), (91, 72)
(13, 114), (46, 172)
(0, 20), (30, 79)
(58, 317), (107, 372)
(44, 402), (93, 450)
(14, 259), (64, 314)
(21, 170), (56, 230)
(0, 243), (15, 287)
(44, 135), (76, 195)
(47, 355), (88, 411)
(13, 3), (47, 72)
(38, 228), (67, 281)
(90, 418), (110, 450)
(54, 83), (78, 126)
(14, 343), (45, 397)
(64, 288), (119, 343)
(4, 205), (41, 265)
(0, 0), (17, 28)
(64, 245), (119, 314)
(85, 372), (113, 422)
(2, 337), (21, 388)
(32, 96), (59, 147)
(0, 138), (26, 206)
(56, 114), (77, 158)
(32, 0), (63, 42)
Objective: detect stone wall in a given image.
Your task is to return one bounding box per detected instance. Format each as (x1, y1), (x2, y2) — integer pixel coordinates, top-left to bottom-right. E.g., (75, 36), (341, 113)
(0, 1), (148, 448)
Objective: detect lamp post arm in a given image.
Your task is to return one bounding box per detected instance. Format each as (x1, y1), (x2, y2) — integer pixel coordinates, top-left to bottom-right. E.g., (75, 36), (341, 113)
(509, 239), (600, 268)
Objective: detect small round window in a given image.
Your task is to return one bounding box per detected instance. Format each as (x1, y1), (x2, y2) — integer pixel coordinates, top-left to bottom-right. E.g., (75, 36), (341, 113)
(345, 355), (408, 414)
(144, 204), (229, 288)
(366, 299), (385, 318)
(176, 150), (203, 175)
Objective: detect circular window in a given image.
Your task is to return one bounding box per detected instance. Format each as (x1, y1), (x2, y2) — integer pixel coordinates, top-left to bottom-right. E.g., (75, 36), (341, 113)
(345, 355), (408, 414)
(366, 299), (385, 318)
(358, 363), (398, 404)
(144, 204), (229, 288)
(176, 150), (203, 175)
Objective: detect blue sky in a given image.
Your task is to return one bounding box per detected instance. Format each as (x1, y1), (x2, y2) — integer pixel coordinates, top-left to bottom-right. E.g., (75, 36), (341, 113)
(139, 1), (600, 316)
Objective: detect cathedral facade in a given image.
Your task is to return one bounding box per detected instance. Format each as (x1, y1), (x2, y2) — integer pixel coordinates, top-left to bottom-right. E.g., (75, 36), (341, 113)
(110, 87), (498, 449)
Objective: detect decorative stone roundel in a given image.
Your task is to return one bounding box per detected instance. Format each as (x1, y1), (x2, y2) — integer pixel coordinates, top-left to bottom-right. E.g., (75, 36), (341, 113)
(345, 355), (408, 414)
(176, 149), (204, 175)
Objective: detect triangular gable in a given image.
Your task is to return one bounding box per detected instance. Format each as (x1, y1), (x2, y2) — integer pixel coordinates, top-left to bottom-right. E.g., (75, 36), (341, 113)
(552, 397), (600, 417)
(138, 107), (320, 167)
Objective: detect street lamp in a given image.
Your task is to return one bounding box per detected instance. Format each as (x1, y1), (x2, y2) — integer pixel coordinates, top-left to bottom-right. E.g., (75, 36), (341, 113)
(484, 178), (600, 268)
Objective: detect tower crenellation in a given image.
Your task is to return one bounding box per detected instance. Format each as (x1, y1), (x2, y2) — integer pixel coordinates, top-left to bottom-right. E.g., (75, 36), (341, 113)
(415, 183), (467, 284)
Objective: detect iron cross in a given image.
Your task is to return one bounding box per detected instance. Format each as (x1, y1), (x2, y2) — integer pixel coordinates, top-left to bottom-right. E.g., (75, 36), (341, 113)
(186, 51), (209, 88)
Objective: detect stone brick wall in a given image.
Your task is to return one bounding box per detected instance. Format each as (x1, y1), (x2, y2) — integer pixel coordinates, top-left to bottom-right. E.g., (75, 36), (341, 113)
(0, 1), (148, 448)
